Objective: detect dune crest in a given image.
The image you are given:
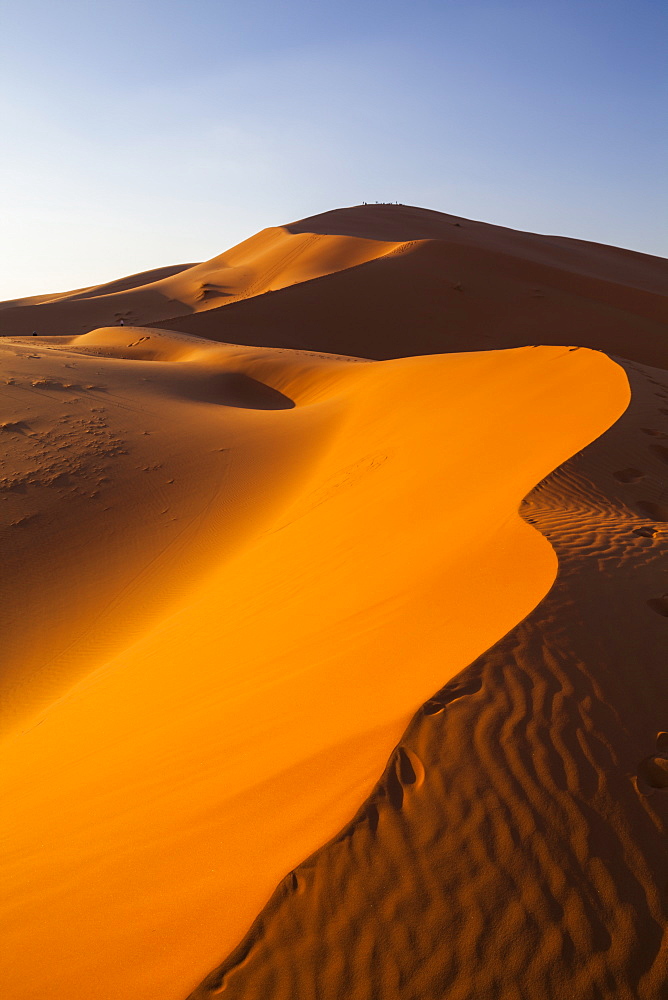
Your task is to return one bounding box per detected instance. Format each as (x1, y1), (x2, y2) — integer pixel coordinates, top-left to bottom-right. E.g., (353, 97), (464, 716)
(0, 227), (410, 335)
(2, 205), (666, 370)
(187, 357), (668, 1000)
(0, 336), (627, 1000)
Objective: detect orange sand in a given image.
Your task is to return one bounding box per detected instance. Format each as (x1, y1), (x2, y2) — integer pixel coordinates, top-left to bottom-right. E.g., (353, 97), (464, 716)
(0, 329), (625, 999)
(0, 205), (666, 1000)
(189, 358), (668, 1000)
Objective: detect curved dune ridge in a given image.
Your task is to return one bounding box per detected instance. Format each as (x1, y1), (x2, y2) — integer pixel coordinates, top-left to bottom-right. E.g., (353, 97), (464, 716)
(0, 226), (411, 335)
(188, 358), (668, 1000)
(0, 324), (627, 1000)
(1, 205), (667, 368)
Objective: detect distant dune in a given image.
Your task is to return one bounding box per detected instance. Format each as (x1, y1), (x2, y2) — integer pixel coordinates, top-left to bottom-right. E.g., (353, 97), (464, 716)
(0, 206), (666, 1000)
(1, 205), (666, 366)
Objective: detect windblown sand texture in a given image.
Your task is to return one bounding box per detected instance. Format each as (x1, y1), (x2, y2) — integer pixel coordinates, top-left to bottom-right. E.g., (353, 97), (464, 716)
(1, 206), (667, 1000)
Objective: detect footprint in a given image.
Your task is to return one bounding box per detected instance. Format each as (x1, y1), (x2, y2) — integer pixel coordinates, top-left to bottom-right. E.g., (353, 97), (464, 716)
(633, 526), (657, 538)
(423, 674), (483, 715)
(397, 746), (425, 787)
(384, 747), (425, 810)
(613, 468), (644, 483)
(636, 501), (668, 521)
(423, 701), (446, 715)
(642, 428), (667, 438)
(647, 595), (668, 618)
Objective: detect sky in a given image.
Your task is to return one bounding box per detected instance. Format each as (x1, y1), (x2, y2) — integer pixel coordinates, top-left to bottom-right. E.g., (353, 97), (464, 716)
(0, 0), (666, 298)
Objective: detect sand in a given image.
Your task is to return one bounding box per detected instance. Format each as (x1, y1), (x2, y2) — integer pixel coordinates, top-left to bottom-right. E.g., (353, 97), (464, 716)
(0, 227), (410, 337)
(0, 205), (667, 1000)
(2, 205), (666, 367)
(188, 357), (668, 1000)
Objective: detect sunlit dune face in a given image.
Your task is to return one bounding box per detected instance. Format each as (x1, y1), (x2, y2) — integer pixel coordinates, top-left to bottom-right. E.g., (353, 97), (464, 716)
(0, 327), (628, 1000)
(187, 357), (668, 1000)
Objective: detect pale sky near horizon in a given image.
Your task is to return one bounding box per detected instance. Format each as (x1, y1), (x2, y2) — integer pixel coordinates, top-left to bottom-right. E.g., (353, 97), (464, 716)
(0, 0), (666, 299)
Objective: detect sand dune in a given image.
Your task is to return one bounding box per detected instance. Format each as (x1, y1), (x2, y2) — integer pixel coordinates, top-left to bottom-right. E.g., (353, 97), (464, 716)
(0, 225), (409, 336)
(1, 205), (666, 1000)
(2, 205), (666, 367)
(160, 220), (668, 368)
(188, 356), (668, 1000)
(0, 327), (325, 729)
(0, 325), (626, 999)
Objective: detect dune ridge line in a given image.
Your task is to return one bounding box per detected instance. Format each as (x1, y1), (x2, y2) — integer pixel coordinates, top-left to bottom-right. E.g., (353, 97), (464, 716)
(0, 332), (628, 1000)
(185, 355), (668, 1000)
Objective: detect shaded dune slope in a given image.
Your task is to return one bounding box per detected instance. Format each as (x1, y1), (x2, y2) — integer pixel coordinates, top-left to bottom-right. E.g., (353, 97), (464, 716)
(0, 226), (409, 336)
(153, 229), (668, 368)
(0, 335), (626, 1000)
(186, 358), (668, 1000)
(159, 205), (666, 369)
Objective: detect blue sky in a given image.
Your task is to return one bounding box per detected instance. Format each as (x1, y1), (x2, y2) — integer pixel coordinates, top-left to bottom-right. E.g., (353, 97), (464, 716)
(1, 0), (666, 298)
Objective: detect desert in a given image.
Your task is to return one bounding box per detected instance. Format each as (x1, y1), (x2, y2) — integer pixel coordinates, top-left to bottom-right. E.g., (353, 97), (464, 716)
(0, 202), (667, 1000)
